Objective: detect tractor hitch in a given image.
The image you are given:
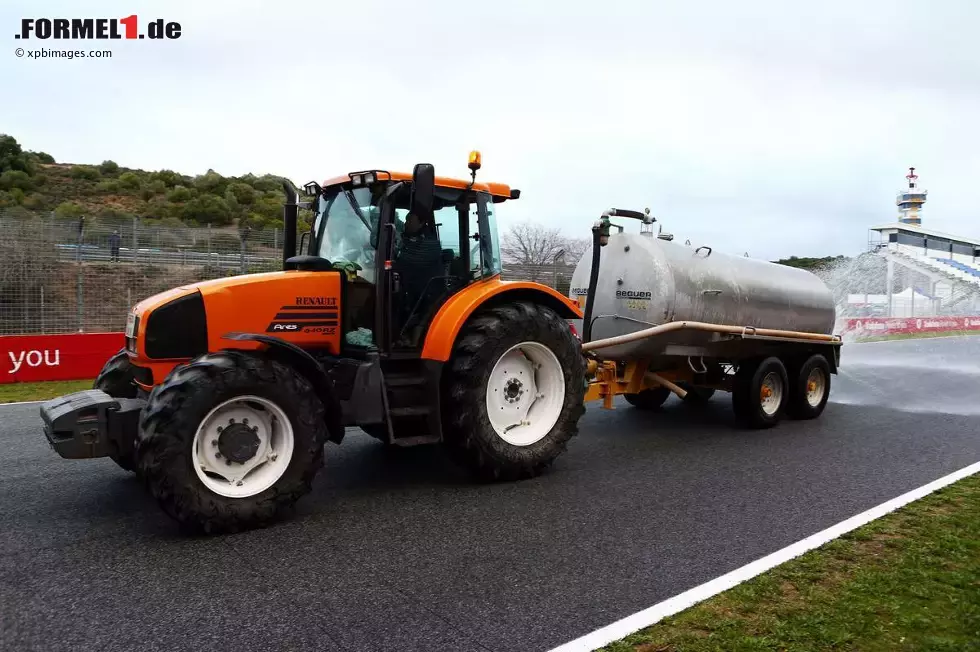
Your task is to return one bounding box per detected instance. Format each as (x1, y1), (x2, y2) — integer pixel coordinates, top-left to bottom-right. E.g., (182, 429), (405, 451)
(40, 390), (144, 460)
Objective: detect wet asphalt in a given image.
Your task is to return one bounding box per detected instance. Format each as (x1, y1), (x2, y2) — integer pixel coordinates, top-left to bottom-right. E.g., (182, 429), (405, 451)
(1, 336), (979, 652)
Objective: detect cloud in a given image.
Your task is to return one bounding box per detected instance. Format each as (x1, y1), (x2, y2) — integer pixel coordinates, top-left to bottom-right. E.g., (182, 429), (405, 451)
(2, 0), (978, 259)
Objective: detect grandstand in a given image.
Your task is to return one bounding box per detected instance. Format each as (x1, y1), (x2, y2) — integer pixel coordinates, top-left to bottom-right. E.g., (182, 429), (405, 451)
(863, 168), (980, 317)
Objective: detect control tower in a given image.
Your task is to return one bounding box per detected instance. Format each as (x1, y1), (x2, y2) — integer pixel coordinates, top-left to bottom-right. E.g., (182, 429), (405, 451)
(896, 166), (927, 226)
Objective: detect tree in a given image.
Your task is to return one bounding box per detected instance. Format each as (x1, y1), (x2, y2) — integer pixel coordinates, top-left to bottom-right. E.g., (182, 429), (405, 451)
(181, 194), (232, 225)
(0, 134), (36, 174)
(500, 221), (591, 281)
(99, 160), (120, 175)
(226, 182), (256, 206)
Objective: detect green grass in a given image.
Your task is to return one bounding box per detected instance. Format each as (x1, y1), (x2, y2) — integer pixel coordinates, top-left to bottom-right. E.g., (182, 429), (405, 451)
(600, 472), (980, 652)
(0, 379), (94, 403)
(855, 329), (980, 343)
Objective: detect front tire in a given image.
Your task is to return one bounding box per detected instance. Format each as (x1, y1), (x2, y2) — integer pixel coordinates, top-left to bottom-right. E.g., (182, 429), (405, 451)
(136, 350), (328, 534)
(93, 349), (139, 473)
(442, 301), (586, 481)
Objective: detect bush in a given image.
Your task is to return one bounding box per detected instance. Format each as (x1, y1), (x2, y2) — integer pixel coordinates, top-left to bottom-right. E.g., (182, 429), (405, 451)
(34, 151), (55, 164)
(95, 179), (121, 193)
(22, 193), (50, 211)
(117, 171), (141, 190)
(54, 201), (86, 219)
(69, 165), (100, 180)
(152, 169), (185, 187)
(0, 170), (34, 191)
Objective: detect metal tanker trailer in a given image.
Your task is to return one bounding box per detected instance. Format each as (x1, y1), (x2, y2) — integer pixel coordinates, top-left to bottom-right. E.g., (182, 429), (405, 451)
(572, 208), (842, 429)
(569, 225), (837, 361)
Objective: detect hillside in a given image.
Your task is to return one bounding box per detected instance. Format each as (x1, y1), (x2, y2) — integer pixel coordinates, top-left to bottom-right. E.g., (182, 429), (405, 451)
(0, 133), (303, 232)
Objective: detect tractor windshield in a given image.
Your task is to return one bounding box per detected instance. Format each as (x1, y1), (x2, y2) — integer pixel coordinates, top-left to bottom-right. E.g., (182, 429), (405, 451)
(311, 187), (381, 283)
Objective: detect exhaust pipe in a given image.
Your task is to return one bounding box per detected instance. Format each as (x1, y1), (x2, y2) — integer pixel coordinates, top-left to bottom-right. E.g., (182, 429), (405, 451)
(281, 179), (298, 269)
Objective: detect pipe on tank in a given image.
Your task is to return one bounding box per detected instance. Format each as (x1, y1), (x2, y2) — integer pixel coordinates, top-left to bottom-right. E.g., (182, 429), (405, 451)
(581, 220), (606, 343)
(582, 320), (841, 353)
(281, 179), (299, 269)
(646, 372), (688, 399)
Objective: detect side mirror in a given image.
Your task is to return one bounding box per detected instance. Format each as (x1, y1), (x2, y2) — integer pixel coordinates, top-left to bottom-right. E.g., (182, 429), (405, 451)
(410, 163), (435, 221)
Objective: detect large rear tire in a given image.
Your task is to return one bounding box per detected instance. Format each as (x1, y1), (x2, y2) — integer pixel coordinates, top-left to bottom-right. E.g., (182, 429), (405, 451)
(442, 301), (586, 482)
(136, 350), (329, 534)
(93, 349), (139, 473)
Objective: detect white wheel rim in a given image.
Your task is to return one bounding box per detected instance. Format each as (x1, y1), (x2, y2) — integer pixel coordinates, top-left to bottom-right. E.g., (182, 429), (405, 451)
(805, 368), (826, 407)
(485, 341), (565, 447)
(759, 371), (783, 416)
(191, 395), (295, 499)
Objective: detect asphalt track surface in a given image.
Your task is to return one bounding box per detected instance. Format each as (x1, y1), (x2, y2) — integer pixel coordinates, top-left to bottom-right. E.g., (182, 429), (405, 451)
(2, 336), (979, 652)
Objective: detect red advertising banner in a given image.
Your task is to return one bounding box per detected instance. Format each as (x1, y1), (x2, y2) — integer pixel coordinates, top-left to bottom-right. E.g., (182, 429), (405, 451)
(0, 333), (124, 384)
(843, 316), (980, 338)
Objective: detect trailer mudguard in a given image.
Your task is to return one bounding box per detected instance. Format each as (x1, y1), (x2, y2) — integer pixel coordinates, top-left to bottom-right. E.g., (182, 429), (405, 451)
(420, 278), (583, 362)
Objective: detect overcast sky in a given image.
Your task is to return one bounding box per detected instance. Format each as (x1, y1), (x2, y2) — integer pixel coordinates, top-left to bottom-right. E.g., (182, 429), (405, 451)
(3, 0), (978, 260)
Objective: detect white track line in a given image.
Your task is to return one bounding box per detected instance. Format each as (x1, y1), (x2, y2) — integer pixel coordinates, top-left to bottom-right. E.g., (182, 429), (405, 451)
(0, 399), (42, 408)
(546, 459), (980, 652)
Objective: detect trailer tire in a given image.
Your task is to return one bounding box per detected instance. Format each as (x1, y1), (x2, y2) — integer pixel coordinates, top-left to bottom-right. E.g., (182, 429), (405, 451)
(442, 301), (586, 482)
(786, 353), (831, 420)
(136, 350), (328, 534)
(93, 349), (140, 473)
(623, 386), (672, 410)
(731, 357), (788, 429)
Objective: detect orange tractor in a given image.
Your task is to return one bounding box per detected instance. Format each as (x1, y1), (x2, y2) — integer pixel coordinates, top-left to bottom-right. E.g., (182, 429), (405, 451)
(41, 155), (588, 533)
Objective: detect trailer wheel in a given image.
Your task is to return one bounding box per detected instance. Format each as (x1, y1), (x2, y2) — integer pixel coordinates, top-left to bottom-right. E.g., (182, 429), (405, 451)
(623, 386), (672, 410)
(93, 349), (140, 473)
(786, 353), (831, 420)
(442, 301), (586, 481)
(731, 357), (788, 429)
(136, 350), (328, 534)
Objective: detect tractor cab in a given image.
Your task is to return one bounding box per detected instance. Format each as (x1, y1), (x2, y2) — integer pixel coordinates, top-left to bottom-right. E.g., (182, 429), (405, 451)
(292, 153), (519, 353)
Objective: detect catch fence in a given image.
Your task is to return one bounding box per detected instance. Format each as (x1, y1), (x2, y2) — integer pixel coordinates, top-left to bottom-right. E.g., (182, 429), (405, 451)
(0, 210), (575, 335)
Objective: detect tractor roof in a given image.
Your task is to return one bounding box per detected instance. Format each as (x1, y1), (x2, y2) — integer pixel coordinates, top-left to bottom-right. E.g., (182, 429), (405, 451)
(321, 170), (517, 201)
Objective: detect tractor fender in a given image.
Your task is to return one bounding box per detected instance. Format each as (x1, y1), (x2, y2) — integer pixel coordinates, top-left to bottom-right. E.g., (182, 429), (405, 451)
(221, 332), (345, 443)
(420, 279), (583, 362)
